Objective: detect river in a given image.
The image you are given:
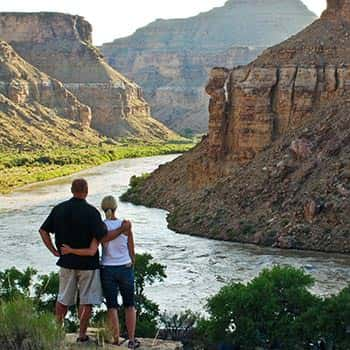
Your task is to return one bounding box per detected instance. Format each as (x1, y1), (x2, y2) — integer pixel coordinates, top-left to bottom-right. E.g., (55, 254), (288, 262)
(0, 154), (349, 314)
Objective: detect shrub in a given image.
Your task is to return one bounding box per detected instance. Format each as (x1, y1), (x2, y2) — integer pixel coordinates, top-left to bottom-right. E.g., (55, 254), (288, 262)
(197, 266), (321, 349)
(133, 253), (167, 337)
(120, 173), (150, 204)
(299, 286), (350, 349)
(159, 310), (199, 346)
(0, 298), (64, 350)
(0, 267), (37, 301)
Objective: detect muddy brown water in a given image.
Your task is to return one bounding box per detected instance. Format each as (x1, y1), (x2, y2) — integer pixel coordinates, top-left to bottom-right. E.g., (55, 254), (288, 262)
(0, 155), (349, 313)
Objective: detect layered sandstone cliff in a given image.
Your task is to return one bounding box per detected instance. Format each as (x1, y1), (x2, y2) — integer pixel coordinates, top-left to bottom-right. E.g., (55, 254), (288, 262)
(0, 12), (176, 140)
(0, 40), (102, 149)
(101, 0), (316, 133)
(122, 0), (350, 253)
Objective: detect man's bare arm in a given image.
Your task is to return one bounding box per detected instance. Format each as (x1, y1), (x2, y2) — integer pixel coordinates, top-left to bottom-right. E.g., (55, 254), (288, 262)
(39, 229), (59, 257)
(100, 220), (132, 243)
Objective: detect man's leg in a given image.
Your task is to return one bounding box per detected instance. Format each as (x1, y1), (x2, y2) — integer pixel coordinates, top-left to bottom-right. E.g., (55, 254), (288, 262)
(55, 302), (68, 324)
(56, 268), (77, 325)
(77, 269), (103, 340)
(78, 304), (92, 339)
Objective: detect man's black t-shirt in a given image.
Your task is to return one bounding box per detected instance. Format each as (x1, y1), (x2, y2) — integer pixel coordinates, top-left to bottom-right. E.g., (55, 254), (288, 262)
(40, 197), (107, 270)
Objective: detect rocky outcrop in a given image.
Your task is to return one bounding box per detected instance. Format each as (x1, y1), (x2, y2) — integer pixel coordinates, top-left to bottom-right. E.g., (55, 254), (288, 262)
(66, 329), (183, 350)
(101, 0), (316, 133)
(121, 0), (350, 253)
(0, 12), (176, 140)
(0, 40), (102, 149)
(206, 64), (350, 165)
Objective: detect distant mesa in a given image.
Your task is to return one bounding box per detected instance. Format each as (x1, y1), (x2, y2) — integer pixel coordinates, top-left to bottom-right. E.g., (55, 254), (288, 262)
(0, 12), (177, 141)
(100, 0), (317, 133)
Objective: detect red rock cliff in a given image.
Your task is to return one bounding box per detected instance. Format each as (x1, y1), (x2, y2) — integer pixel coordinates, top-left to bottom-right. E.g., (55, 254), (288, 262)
(120, 0), (350, 253)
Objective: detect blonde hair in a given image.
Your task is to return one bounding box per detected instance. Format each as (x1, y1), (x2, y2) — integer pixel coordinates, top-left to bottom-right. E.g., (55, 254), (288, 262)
(101, 195), (118, 220)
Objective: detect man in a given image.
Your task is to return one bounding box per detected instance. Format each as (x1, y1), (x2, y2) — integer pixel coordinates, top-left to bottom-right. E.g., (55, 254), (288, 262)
(39, 178), (130, 342)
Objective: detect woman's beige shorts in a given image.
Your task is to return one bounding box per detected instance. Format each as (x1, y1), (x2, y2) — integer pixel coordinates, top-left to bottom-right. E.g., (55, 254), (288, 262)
(57, 268), (103, 306)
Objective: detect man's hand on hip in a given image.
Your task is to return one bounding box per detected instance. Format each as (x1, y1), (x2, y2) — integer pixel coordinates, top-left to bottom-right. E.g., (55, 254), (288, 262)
(122, 220), (132, 235)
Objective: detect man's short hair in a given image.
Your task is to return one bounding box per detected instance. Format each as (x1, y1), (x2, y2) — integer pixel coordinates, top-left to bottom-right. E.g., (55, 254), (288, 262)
(71, 179), (88, 194)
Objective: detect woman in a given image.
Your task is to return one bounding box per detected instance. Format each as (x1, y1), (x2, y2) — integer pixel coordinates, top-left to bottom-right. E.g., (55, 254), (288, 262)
(61, 195), (139, 349)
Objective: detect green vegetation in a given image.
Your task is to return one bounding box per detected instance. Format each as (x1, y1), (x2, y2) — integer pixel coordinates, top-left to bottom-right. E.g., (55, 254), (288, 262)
(120, 173), (151, 204)
(0, 140), (195, 193)
(0, 267), (64, 349)
(1, 265), (348, 349)
(197, 266), (350, 350)
(0, 253), (166, 340)
(0, 298), (64, 350)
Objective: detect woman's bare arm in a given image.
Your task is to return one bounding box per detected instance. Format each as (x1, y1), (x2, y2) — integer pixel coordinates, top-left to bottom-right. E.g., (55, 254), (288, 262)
(127, 230), (136, 265)
(61, 239), (99, 257)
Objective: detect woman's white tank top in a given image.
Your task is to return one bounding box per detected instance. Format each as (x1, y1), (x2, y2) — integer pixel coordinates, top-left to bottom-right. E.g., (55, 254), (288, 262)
(101, 219), (132, 266)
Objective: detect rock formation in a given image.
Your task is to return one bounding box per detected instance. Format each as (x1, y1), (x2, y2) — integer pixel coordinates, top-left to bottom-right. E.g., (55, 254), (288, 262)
(0, 39), (102, 149)
(100, 0), (316, 133)
(122, 0), (350, 253)
(66, 330), (183, 350)
(0, 12), (176, 140)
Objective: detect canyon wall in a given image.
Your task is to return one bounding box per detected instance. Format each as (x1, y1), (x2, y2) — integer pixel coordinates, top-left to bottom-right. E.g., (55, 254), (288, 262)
(0, 12), (176, 140)
(206, 0), (350, 167)
(0, 40), (102, 149)
(101, 0), (316, 133)
(121, 0), (350, 253)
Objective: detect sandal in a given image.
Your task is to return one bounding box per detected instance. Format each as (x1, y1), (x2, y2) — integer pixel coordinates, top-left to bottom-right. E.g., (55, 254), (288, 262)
(128, 339), (141, 349)
(76, 335), (90, 343)
(110, 339), (127, 347)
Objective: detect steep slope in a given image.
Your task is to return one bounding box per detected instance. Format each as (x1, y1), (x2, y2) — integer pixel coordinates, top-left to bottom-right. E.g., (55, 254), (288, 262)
(0, 12), (177, 141)
(0, 40), (102, 149)
(101, 0), (316, 133)
(122, 0), (350, 253)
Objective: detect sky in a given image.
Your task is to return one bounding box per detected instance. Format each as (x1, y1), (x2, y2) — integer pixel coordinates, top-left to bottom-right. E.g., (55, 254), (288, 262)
(0, 0), (327, 45)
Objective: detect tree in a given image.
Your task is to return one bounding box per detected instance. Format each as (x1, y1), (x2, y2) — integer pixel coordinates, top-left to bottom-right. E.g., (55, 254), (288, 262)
(198, 266), (322, 349)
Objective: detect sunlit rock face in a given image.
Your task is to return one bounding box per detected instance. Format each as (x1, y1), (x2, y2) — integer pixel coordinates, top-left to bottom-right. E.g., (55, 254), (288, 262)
(0, 40), (106, 149)
(205, 0), (350, 165)
(0, 12), (176, 140)
(100, 0), (316, 134)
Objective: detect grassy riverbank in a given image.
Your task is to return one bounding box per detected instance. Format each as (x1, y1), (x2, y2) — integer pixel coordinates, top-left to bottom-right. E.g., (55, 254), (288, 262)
(0, 141), (195, 194)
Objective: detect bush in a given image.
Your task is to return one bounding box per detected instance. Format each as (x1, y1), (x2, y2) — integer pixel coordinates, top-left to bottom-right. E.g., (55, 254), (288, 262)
(159, 310), (199, 347)
(120, 173), (151, 204)
(133, 253), (166, 337)
(0, 298), (64, 350)
(197, 266), (349, 350)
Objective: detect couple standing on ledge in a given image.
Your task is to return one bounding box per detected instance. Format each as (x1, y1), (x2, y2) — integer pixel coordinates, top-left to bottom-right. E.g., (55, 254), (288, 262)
(39, 178), (140, 349)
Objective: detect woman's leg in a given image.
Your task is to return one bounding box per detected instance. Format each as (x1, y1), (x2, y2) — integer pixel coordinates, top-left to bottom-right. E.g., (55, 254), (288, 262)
(118, 265), (138, 347)
(107, 308), (120, 344)
(101, 267), (120, 344)
(125, 306), (137, 341)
